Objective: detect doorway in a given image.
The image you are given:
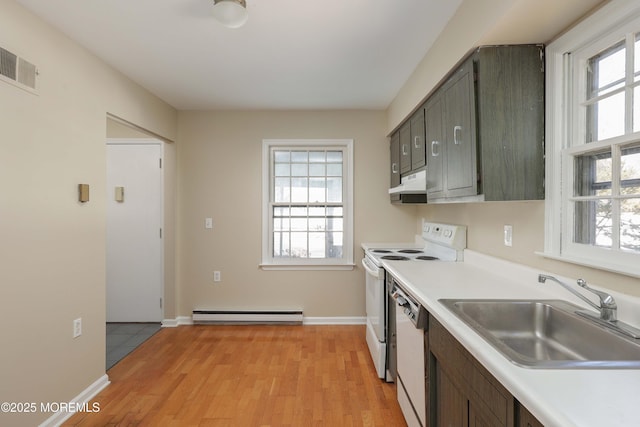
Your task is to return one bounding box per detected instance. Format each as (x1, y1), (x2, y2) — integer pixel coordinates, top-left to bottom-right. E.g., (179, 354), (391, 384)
(106, 140), (164, 322)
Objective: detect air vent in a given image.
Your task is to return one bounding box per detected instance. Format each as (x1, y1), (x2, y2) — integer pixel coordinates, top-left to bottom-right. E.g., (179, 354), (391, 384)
(0, 46), (37, 91)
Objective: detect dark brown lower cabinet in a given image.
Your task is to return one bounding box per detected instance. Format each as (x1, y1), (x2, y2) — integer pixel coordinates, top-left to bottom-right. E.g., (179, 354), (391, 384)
(430, 315), (544, 427)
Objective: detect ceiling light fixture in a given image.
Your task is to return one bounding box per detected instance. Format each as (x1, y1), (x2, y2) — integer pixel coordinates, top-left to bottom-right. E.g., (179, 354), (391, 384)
(212, 0), (248, 29)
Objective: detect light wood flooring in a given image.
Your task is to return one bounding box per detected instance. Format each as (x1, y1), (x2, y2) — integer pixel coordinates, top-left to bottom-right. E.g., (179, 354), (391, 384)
(64, 324), (407, 426)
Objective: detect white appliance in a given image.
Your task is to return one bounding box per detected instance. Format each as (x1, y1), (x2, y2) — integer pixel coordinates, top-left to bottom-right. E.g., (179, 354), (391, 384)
(361, 222), (466, 382)
(391, 281), (428, 427)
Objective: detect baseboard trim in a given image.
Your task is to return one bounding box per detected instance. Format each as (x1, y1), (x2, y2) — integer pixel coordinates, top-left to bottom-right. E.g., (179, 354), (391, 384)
(163, 316), (364, 326)
(162, 316), (193, 327)
(303, 316), (366, 325)
(38, 374), (110, 427)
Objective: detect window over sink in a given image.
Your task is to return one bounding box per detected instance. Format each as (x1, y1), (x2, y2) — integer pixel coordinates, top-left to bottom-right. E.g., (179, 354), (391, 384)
(261, 139), (354, 270)
(544, 0), (640, 277)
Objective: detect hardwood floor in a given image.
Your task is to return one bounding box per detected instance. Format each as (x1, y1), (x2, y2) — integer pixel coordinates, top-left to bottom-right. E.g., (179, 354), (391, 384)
(65, 324), (407, 426)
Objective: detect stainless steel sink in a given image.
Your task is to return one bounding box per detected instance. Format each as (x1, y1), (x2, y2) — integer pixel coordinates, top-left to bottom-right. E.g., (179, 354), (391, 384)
(439, 299), (640, 369)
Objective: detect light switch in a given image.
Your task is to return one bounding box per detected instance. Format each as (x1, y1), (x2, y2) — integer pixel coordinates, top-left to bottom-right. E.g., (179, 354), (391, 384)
(504, 225), (513, 247)
(205, 218), (213, 229)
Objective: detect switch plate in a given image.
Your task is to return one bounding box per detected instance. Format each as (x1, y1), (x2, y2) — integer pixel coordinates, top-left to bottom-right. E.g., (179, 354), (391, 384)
(213, 271), (221, 282)
(205, 218), (213, 229)
(504, 225), (513, 247)
(73, 318), (82, 338)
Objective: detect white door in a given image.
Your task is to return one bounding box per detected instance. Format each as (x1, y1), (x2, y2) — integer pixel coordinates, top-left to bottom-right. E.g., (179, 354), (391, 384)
(106, 141), (163, 322)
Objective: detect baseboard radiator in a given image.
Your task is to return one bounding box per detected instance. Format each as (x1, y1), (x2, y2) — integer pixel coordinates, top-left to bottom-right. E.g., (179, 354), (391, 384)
(192, 310), (303, 325)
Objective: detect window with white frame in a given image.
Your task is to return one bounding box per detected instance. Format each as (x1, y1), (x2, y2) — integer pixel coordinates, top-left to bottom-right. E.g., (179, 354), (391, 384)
(261, 139), (354, 269)
(545, 0), (640, 277)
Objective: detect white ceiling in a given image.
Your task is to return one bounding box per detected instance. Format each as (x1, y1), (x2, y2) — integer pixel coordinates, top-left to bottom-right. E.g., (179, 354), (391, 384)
(15, 0), (462, 110)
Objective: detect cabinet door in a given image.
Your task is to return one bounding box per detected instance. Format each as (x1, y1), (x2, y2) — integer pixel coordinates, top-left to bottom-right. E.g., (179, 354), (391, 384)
(425, 95), (445, 198)
(435, 363), (466, 427)
(443, 61), (477, 198)
(399, 122), (412, 174)
(390, 132), (401, 202)
(410, 109), (426, 170)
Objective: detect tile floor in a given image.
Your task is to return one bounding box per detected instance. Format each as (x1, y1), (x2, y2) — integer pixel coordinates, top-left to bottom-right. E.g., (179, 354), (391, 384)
(106, 323), (162, 370)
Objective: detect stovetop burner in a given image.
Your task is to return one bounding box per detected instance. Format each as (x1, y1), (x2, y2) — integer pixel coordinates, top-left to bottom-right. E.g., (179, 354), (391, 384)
(372, 249), (392, 253)
(381, 255), (410, 261)
(397, 249), (424, 254)
(416, 256), (439, 261)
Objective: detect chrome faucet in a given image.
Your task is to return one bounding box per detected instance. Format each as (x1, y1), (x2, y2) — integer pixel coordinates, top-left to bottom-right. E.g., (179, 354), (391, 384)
(537, 274), (617, 321)
(538, 273), (640, 339)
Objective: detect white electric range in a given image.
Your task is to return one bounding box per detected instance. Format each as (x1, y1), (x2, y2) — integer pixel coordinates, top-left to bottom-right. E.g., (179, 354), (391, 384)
(361, 221), (467, 381)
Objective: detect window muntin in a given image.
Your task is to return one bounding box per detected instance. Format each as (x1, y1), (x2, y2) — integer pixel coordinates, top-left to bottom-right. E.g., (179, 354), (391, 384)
(262, 140), (353, 269)
(271, 148), (344, 259)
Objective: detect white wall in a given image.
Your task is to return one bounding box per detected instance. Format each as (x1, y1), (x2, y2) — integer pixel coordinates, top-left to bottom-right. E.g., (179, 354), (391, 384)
(0, 1), (177, 426)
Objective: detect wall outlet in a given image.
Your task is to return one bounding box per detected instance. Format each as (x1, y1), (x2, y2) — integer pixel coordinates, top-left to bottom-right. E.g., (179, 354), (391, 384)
(73, 318), (82, 338)
(213, 271), (221, 282)
(205, 218), (213, 229)
(504, 225), (513, 247)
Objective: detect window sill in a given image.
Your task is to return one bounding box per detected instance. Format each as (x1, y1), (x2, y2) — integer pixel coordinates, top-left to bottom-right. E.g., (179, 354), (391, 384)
(535, 251), (640, 279)
(259, 263), (356, 271)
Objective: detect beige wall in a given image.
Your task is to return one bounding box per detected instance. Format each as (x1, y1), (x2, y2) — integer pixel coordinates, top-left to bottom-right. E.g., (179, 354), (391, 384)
(176, 110), (416, 317)
(386, 0), (606, 134)
(0, 1), (177, 425)
(418, 202), (640, 295)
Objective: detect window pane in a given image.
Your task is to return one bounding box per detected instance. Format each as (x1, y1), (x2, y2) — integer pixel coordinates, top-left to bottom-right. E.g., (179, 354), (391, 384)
(574, 200), (613, 248)
(291, 151), (308, 162)
(328, 217), (343, 232)
(574, 150), (612, 196)
(290, 218), (306, 231)
(309, 177), (326, 202)
(621, 198), (640, 252)
(309, 206), (325, 216)
(587, 40), (625, 99)
(621, 144), (640, 195)
(309, 151), (325, 162)
(586, 91), (625, 142)
(273, 232), (289, 257)
(274, 177), (290, 202)
(327, 207), (343, 216)
(327, 232), (343, 258)
(290, 232), (307, 257)
(327, 177), (342, 203)
(291, 163), (308, 176)
(274, 163), (290, 176)
(291, 178), (308, 202)
(327, 151), (342, 162)
(274, 151), (290, 162)
(327, 163), (342, 176)
(309, 217), (325, 231)
(308, 232), (325, 258)
(309, 164), (325, 176)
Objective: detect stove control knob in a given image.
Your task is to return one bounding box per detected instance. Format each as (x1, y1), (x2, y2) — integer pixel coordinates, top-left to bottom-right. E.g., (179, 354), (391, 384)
(444, 229), (452, 238)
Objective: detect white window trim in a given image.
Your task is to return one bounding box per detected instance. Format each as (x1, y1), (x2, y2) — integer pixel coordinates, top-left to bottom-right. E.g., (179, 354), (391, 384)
(542, 0), (640, 278)
(260, 139), (354, 271)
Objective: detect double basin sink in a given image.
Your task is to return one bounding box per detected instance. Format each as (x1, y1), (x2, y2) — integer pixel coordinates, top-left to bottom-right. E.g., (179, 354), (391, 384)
(440, 299), (640, 369)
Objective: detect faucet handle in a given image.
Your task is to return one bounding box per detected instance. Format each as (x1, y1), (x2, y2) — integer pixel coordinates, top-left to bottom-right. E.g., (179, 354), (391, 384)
(577, 279), (617, 312)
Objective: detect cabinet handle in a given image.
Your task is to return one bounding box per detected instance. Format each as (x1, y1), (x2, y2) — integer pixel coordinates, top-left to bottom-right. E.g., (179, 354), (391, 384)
(431, 140), (440, 157)
(414, 136), (421, 149)
(402, 144), (408, 155)
(392, 163), (398, 174)
(453, 125), (463, 145)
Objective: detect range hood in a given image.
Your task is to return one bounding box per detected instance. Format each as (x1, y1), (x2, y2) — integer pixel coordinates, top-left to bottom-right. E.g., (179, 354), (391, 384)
(389, 170), (427, 195)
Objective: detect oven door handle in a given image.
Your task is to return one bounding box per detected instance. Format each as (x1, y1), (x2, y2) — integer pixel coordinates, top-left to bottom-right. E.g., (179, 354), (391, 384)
(361, 257), (380, 278)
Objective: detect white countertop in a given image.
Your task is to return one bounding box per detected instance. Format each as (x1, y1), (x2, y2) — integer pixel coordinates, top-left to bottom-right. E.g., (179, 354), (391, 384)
(373, 249), (640, 427)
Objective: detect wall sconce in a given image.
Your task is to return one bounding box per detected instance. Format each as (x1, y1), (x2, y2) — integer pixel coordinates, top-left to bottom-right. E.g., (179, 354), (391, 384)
(115, 186), (125, 203)
(78, 184), (90, 203)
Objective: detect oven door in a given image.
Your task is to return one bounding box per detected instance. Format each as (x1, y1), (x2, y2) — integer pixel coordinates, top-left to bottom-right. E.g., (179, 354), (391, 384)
(362, 254), (386, 379)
